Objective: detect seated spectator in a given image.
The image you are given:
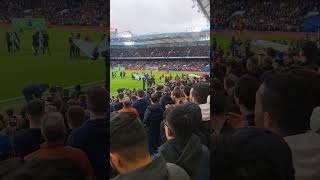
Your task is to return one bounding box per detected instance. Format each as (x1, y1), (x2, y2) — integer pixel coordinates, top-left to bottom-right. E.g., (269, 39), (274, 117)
(67, 86), (108, 180)
(3, 159), (87, 180)
(234, 75), (261, 126)
(158, 104), (209, 180)
(110, 112), (190, 180)
(25, 112), (93, 178)
(143, 94), (164, 154)
(132, 90), (150, 120)
(13, 99), (45, 158)
(255, 68), (320, 180)
(213, 127), (295, 180)
(118, 97), (139, 119)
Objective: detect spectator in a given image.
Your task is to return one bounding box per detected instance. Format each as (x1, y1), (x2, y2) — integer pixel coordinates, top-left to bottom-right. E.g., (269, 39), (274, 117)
(113, 93), (124, 111)
(3, 159), (87, 180)
(110, 112), (190, 180)
(67, 86), (108, 180)
(170, 87), (184, 105)
(118, 97), (139, 119)
(234, 75), (261, 126)
(255, 68), (320, 180)
(159, 87), (175, 109)
(13, 99), (45, 158)
(159, 105), (209, 180)
(132, 89), (150, 120)
(213, 127), (295, 180)
(143, 94), (164, 154)
(24, 112), (94, 178)
(66, 105), (86, 140)
(190, 82), (210, 122)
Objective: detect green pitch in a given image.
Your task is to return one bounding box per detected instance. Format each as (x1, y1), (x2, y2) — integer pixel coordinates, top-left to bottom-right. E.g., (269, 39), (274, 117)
(110, 70), (203, 95)
(0, 27), (105, 101)
(214, 32), (297, 53)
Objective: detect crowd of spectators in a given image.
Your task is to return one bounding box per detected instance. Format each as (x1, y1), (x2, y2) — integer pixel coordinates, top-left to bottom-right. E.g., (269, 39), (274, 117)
(0, 0), (108, 25)
(0, 85), (108, 180)
(111, 59), (208, 72)
(108, 36), (320, 180)
(212, 0), (320, 31)
(110, 45), (210, 58)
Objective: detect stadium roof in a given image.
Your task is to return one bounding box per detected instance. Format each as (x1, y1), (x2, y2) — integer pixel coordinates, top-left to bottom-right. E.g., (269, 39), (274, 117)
(111, 30), (209, 46)
(195, 0), (209, 21)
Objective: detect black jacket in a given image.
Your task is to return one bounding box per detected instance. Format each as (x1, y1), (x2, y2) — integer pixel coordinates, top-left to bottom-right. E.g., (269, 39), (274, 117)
(159, 134), (210, 180)
(111, 156), (190, 180)
(144, 103), (163, 127)
(159, 95), (174, 109)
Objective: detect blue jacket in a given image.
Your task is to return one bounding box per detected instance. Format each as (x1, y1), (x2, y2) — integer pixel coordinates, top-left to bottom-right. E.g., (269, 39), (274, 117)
(66, 119), (108, 180)
(132, 98), (150, 120)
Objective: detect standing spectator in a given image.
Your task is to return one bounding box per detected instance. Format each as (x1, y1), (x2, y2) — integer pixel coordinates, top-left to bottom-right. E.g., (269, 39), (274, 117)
(67, 86), (108, 180)
(234, 75), (261, 126)
(110, 112), (190, 180)
(190, 83), (210, 123)
(132, 90), (150, 120)
(255, 68), (320, 180)
(13, 100), (45, 158)
(118, 97), (139, 119)
(66, 105), (86, 140)
(159, 105), (209, 180)
(25, 112), (94, 179)
(143, 94), (164, 154)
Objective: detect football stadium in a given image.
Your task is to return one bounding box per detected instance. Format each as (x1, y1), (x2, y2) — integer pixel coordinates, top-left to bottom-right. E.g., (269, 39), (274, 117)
(0, 0), (107, 110)
(110, 0), (210, 96)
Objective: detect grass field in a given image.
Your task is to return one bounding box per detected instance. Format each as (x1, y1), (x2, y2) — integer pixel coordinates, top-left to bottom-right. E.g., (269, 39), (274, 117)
(0, 27), (105, 101)
(110, 70), (204, 95)
(213, 32), (299, 53)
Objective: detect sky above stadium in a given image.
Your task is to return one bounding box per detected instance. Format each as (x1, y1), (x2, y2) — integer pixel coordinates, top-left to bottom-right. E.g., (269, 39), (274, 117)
(110, 0), (209, 35)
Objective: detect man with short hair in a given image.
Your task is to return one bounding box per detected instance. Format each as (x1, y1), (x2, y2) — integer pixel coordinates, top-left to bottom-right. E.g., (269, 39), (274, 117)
(66, 105), (86, 140)
(159, 104), (209, 180)
(143, 94), (164, 154)
(118, 97), (139, 119)
(171, 87), (183, 104)
(255, 68), (320, 180)
(67, 86), (108, 180)
(25, 112), (93, 178)
(190, 83), (210, 122)
(132, 90), (150, 120)
(110, 112), (190, 180)
(234, 75), (261, 126)
(113, 93), (125, 111)
(13, 99), (46, 158)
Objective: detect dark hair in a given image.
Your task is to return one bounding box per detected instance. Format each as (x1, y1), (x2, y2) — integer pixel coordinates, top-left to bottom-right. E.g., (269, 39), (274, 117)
(171, 87), (183, 98)
(110, 113), (148, 162)
(118, 93), (124, 99)
(67, 105), (85, 128)
(137, 90), (145, 98)
(86, 86), (108, 113)
(235, 75), (261, 110)
(214, 127), (294, 180)
(150, 94), (159, 103)
(27, 99), (45, 120)
(166, 105), (196, 139)
(3, 159), (86, 180)
(183, 85), (191, 97)
(261, 68), (320, 135)
(191, 82), (209, 104)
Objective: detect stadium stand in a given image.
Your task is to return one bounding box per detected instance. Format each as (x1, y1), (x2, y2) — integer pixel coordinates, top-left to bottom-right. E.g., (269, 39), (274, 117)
(0, 0), (108, 25)
(212, 0), (320, 32)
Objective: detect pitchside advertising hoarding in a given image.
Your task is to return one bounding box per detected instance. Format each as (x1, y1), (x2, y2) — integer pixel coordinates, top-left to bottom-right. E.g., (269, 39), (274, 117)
(12, 18), (46, 30)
